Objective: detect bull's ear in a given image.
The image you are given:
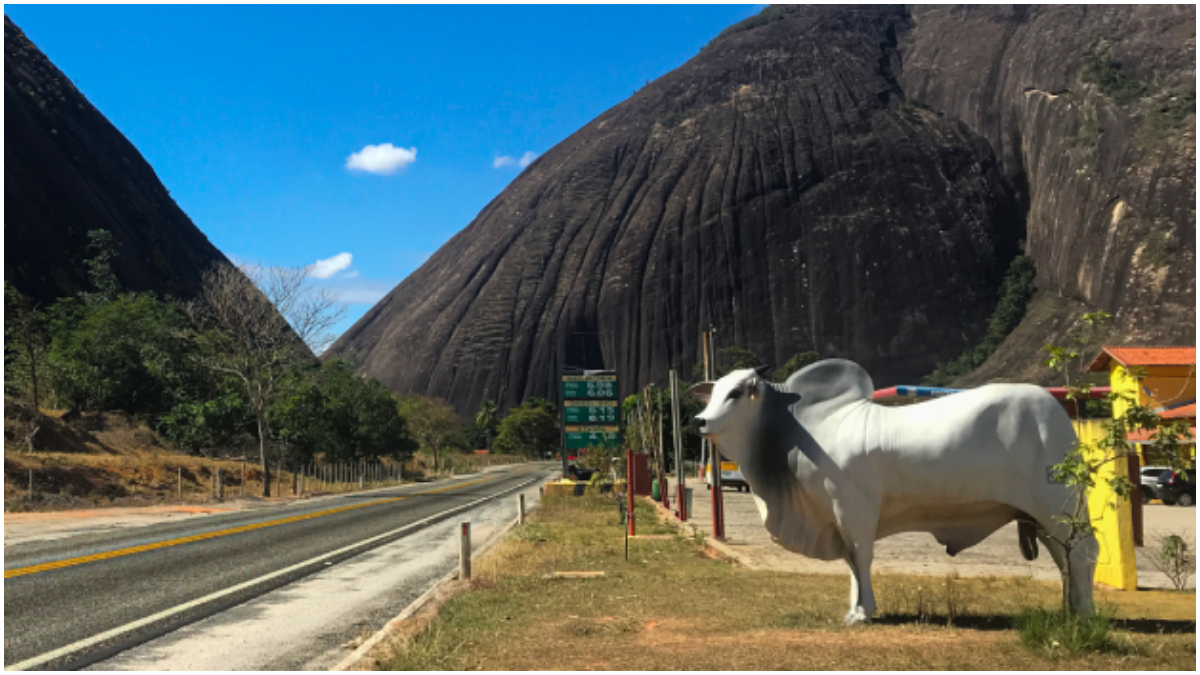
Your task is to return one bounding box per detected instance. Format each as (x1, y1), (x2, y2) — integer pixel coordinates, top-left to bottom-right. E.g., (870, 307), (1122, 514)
(688, 382), (714, 404)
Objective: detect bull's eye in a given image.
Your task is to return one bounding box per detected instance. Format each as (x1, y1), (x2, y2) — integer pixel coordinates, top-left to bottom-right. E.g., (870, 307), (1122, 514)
(726, 388), (743, 402)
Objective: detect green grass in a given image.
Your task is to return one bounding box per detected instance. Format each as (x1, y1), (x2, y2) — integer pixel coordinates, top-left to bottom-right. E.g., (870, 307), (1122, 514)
(1014, 608), (1133, 656)
(376, 494), (1194, 670)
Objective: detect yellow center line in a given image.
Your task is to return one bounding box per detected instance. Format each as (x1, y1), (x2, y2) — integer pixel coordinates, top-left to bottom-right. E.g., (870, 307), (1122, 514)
(4, 475), (497, 580)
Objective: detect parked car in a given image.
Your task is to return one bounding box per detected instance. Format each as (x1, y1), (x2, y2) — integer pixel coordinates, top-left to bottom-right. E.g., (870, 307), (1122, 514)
(1156, 469), (1196, 507)
(567, 464), (596, 482)
(705, 459), (750, 492)
(1139, 466), (1172, 502)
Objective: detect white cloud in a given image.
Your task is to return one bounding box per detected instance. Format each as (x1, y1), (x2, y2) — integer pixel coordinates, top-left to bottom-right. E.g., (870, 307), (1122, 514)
(493, 151), (538, 170)
(310, 252), (353, 279)
(346, 143), (417, 175)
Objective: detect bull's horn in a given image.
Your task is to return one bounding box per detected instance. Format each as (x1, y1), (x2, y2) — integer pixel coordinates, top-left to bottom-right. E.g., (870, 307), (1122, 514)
(754, 364), (771, 378)
(687, 382), (714, 404)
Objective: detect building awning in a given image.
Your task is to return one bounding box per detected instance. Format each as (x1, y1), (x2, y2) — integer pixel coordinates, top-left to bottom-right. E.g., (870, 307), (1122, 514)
(1086, 346), (1196, 372)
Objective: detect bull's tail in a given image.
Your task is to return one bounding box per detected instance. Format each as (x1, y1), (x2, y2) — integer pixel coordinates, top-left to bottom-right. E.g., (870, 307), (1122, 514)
(1018, 519), (1039, 561)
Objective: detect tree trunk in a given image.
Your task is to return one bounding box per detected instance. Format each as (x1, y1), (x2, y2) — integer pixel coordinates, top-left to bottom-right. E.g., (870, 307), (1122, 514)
(25, 340), (39, 410)
(256, 411), (271, 498)
(1060, 545), (1073, 615)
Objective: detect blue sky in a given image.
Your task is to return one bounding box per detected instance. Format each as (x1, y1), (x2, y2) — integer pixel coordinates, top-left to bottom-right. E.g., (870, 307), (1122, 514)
(6, 4), (763, 340)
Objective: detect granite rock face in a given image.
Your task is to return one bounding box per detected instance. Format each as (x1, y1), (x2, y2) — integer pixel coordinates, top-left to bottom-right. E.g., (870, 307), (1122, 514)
(900, 5), (1195, 383)
(329, 6), (1027, 413)
(5, 17), (230, 306)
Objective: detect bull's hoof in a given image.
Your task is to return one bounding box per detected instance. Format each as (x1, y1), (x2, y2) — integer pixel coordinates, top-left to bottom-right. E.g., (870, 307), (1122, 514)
(843, 608), (871, 626)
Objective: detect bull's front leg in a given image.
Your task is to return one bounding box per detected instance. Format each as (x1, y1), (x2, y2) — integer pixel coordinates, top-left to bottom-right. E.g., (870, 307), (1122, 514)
(842, 540), (876, 625)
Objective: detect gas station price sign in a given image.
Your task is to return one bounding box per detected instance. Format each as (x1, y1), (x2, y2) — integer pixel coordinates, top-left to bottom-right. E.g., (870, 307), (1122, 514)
(563, 425), (621, 450)
(563, 400), (619, 424)
(561, 374), (617, 400)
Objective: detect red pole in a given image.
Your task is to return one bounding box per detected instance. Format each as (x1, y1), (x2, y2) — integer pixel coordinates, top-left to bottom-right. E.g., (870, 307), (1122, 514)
(711, 470), (725, 540)
(677, 484), (687, 521)
(626, 448), (636, 537)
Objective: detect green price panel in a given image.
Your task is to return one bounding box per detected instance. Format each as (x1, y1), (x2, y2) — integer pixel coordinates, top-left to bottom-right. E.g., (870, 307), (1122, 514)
(561, 376), (618, 400)
(564, 426), (622, 450)
(562, 400), (620, 424)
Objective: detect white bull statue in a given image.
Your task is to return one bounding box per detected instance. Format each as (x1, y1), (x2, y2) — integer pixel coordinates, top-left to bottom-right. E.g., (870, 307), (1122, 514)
(689, 359), (1095, 624)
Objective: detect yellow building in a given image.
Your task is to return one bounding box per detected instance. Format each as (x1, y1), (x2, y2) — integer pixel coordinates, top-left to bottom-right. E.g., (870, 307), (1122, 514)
(1081, 346), (1195, 590)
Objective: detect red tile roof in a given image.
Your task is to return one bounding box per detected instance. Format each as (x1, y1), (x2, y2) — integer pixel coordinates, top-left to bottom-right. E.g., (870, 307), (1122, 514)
(1160, 403), (1197, 420)
(1128, 426), (1196, 443)
(1086, 346), (1196, 372)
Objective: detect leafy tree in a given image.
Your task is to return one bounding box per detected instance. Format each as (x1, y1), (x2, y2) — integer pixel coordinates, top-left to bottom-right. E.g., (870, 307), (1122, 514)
(474, 399), (500, 450)
(319, 360), (415, 463)
(269, 360), (416, 467)
(396, 395), (463, 470)
(267, 376), (331, 464)
(774, 351), (819, 382)
(4, 282), (50, 409)
(493, 404), (560, 459)
(161, 392), (252, 456)
(523, 397), (558, 418)
(83, 229), (121, 306)
(183, 262), (344, 496)
(45, 293), (198, 416)
(716, 346), (761, 376)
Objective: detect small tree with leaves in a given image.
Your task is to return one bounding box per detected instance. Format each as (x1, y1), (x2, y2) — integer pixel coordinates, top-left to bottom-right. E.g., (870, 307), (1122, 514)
(4, 283), (50, 411)
(1041, 311), (1193, 614)
(1144, 533), (1195, 591)
(474, 399), (500, 450)
(397, 395), (464, 471)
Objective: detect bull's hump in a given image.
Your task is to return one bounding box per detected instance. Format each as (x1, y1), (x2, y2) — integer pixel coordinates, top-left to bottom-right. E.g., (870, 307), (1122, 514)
(786, 359), (874, 406)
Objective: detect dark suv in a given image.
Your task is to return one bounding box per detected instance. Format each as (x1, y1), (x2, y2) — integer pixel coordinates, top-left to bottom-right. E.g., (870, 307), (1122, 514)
(1156, 469), (1196, 507)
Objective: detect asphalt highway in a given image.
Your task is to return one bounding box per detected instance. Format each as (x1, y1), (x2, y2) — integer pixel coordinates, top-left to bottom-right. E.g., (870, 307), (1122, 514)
(4, 463), (553, 670)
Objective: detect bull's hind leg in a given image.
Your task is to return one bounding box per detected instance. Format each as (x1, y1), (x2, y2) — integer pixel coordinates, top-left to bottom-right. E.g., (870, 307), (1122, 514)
(1034, 517), (1097, 616)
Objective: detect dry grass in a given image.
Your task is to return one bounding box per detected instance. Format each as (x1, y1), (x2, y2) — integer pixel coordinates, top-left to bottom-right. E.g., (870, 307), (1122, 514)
(4, 407), (392, 511)
(379, 494), (1195, 671)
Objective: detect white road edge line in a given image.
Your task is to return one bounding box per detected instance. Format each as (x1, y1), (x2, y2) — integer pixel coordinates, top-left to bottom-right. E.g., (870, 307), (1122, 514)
(5, 472), (548, 672)
(331, 474), (551, 672)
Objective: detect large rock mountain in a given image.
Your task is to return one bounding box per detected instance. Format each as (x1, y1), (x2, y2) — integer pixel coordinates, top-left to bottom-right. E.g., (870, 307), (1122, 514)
(331, 4), (1195, 414)
(5, 16), (230, 306)
(900, 4), (1195, 383)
